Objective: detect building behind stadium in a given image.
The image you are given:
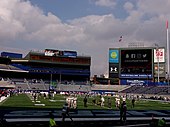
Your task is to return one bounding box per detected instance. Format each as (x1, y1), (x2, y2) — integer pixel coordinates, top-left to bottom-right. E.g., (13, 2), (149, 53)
(0, 49), (91, 86)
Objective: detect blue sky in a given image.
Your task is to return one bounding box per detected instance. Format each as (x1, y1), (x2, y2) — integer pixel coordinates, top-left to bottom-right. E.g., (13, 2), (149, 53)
(30, 0), (90, 20)
(0, 0), (170, 76)
(29, 0), (129, 21)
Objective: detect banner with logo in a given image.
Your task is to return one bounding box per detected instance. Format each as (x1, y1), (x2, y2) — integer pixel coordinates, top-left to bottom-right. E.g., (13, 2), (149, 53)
(109, 49), (119, 63)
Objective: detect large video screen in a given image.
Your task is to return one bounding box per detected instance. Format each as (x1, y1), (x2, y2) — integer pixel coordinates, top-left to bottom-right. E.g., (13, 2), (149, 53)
(120, 49), (153, 78)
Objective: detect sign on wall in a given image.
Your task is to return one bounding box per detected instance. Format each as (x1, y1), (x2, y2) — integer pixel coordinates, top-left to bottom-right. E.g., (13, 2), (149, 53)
(154, 48), (165, 63)
(109, 49), (119, 63)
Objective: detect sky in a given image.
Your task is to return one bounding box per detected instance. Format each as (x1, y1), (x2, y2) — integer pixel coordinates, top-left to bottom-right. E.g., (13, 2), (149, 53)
(0, 0), (170, 77)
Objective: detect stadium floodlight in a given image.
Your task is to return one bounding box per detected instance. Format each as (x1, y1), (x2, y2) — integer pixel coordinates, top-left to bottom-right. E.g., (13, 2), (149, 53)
(166, 20), (170, 93)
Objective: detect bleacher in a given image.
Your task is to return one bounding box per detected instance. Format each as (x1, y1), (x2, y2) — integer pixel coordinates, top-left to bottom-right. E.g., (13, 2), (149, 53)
(0, 64), (8, 69)
(0, 64), (28, 72)
(57, 84), (91, 92)
(91, 84), (128, 92)
(120, 85), (170, 96)
(15, 83), (29, 90)
(29, 83), (46, 90)
(0, 81), (15, 88)
(0, 77), (92, 92)
(1, 75), (170, 97)
(11, 64), (90, 76)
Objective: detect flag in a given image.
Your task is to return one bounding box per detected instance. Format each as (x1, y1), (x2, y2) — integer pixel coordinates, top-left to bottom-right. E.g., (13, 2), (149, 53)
(119, 36), (123, 42)
(166, 20), (168, 29)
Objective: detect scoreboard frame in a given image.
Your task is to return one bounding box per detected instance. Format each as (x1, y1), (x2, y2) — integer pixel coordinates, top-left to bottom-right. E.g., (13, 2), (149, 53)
(119, 48), (153, 79)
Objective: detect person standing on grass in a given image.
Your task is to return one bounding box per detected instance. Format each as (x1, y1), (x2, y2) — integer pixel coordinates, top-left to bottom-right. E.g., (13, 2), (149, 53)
(131, 98), (135, 108)
(33, 92), (36, 102)
(115, 97), (120, 108)
(83, 96), (87, 107)
(120, 101), (127, 125)
(92, 97), (96, 105)
(43, 93), (46, 99)
(108, 97), (111, 109)
(73, 96), (77, 110)
(101, 96), (105, 107)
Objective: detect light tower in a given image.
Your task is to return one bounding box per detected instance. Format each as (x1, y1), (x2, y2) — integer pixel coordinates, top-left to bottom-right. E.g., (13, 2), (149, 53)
(166, 20), (169, 93)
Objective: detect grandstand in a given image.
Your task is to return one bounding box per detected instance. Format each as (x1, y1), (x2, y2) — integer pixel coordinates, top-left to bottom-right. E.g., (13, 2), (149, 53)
(0, 81), (15, 89)
(0, 50), (91, 86)
(120, 85), (170, 96)
(91, 84), (128, 92)
(57, 84), (90, 92)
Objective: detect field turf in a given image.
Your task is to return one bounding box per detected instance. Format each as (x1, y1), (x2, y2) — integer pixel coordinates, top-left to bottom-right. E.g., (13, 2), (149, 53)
(1, 93), (170, 110)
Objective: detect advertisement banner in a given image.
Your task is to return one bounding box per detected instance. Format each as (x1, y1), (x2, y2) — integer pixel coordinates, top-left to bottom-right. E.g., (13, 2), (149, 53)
(154, 48), (165, 63)
(109, 49), (119, 63)
(109, 63), (119, 78)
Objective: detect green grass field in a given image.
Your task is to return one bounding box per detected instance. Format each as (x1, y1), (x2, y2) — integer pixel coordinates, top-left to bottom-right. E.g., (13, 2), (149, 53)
(1, 93), (170, 110)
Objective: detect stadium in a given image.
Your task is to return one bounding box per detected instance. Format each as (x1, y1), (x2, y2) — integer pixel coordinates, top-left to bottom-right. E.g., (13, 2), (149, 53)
(0, 48), (170, 127)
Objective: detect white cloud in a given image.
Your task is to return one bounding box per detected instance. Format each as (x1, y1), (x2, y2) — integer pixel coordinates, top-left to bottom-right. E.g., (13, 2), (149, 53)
(124, 2), (134, 12)
(137, 0), (170, 16)
(0, 0), (170, 76)
(90, 0), (116, 8)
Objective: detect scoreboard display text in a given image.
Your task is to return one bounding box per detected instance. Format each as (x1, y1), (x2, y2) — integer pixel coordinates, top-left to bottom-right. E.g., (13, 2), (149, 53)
(120, 49), (153, 78)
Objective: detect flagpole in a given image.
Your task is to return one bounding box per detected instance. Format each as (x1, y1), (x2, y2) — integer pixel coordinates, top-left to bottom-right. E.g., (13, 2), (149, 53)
(166, 20), (169, 93)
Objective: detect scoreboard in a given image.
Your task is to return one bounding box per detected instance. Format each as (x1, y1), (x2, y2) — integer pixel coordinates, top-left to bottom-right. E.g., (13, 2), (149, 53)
(120, 48), (153, 78)
(109, 47), (166, 84)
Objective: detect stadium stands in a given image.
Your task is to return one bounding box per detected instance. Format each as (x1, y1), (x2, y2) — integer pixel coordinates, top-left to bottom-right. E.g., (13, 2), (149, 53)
(91, 84), (129, 92)
(57, 84), (91, 92)
(0, 64), (28, 72)
(120, 85), (170, 95)
(0, 81), (15, 88)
